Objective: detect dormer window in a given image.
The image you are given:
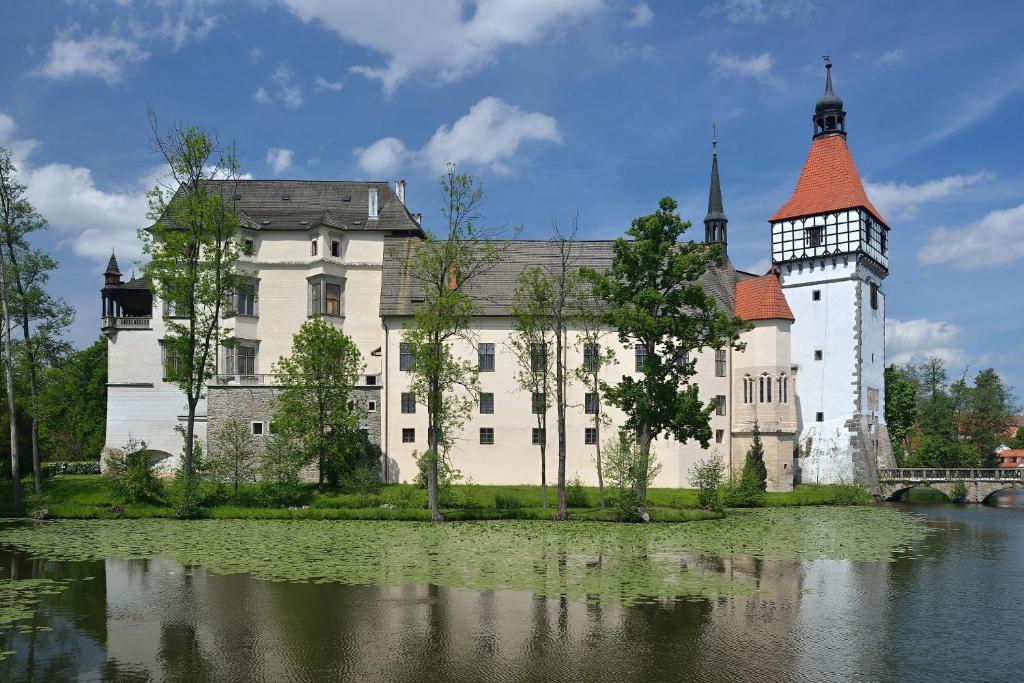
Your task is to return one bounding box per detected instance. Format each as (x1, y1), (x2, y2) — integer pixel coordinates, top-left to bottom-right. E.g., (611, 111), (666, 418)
(310, 238), (318, 257)
(331, 239), (341, 258)
(242, 237), (255, 256)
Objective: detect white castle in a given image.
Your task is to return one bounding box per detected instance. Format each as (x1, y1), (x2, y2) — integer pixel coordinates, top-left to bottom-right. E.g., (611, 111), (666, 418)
(100, 63), (894, 491)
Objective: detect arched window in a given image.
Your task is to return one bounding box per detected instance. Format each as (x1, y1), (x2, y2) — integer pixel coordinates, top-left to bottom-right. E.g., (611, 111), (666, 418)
(742, 375), (749, 404)
(764, 373), (772, 402)
(758, 376), (764, 403)
(778, 375), (788, 404)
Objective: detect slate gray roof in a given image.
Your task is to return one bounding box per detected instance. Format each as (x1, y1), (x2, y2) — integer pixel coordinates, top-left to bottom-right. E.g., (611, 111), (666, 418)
(168, 180), (424, 235)
(380, 237), (746, 318)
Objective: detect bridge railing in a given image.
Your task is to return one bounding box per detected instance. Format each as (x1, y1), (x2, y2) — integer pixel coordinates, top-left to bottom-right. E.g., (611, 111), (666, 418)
(878, 468), (1023, 482)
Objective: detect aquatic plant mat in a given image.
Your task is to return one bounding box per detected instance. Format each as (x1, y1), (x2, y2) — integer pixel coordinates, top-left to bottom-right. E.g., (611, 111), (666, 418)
(0, 508), (927, 606)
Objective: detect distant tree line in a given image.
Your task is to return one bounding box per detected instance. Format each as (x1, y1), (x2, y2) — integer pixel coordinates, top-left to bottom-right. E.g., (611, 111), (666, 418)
(885, 358), (1019, 468)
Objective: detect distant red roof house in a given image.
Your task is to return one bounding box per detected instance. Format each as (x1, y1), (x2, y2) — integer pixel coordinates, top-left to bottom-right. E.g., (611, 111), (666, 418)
(769, 134), (886, 225)
(734, 270), (795, 322)
(997, 449), (1024, 468)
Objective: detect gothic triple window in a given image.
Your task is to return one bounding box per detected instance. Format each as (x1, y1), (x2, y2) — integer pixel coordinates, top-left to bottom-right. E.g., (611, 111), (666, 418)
(758, 374), (772, 403)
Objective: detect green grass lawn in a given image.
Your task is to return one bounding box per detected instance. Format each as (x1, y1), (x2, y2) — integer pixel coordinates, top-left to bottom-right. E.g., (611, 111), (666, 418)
(0, 475), (872, 521)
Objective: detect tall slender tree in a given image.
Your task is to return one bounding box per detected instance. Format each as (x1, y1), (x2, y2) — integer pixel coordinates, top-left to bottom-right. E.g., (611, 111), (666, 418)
(581, 197), (747, 509)
(574, 291), (616, 509)
(141, 116), (241, 480)
(400, 165), (512, 521)
(0, 149), (22, 509)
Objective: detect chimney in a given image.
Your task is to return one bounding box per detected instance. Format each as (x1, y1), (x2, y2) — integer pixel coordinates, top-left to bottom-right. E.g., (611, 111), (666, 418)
(368, 186), (379, 220)
(395, 179), (406, 205)
(447, 261), (458, 290)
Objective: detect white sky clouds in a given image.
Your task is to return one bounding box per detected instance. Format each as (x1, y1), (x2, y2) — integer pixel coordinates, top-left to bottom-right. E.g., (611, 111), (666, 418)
(34, 28), (149, 85)
(626, 2), (654, 28)
(313, 76), (344, 93)
(710, 0), (815, 23)
(865, 171), (991, 220)
(709, 51), (776, 84)
(265, 148), (295, 175)
(354, 97), (561, 176)
(278, 0), (603, 93)
(886, 317), (966, 367)
(918, 203), (1024, 270)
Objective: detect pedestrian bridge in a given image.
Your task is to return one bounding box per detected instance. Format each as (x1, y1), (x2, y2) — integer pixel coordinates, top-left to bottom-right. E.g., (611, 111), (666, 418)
(878, 468), (1024, 503)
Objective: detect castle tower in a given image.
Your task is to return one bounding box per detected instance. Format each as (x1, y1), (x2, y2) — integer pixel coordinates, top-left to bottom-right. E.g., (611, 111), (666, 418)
(704, 128), (728, 259)
(768, 60), (895, 490)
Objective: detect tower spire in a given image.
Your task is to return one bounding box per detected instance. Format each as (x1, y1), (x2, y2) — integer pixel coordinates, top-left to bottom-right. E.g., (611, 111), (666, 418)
(813, 56), (846, 138)
(704, 123), (728, 259)
(104, 249), (122, 286)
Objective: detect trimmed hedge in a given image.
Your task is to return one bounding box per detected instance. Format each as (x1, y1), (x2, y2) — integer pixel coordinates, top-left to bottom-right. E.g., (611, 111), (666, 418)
(42, 461), (102, 477)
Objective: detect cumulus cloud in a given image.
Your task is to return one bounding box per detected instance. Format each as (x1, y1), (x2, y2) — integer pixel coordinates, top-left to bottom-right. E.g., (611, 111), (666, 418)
(266, 148), (294, 175)
(278, 0), (602, 93)
(314, 76), (344, 92)
(626, 2), (654, 27)
(254, 87), (271, 104)
(709, 52), (776, 83)
(354, 97), (561, 176)
(271, 64), (303, 108)
(918, 204), (1024, 270)
(865, 171), (991, 220)
(34, 27), (149, 85)
(709, 0), (815, 23)
(886, 318), (966, 366)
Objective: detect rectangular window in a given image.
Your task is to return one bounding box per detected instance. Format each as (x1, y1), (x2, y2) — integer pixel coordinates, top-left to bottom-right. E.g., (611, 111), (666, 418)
(310, 282), (321, 315)
(812, 289), (821, 301)
(532, 392), (545, 414)
(584, 392), (598, 415)
(162, 343), (182, 381)
(815, 412), (824, 423)
(242, 238), (255, 256)
(399, 343), (413, 371)
(715, 394), (726, 416)
(480, 427), (494, 445)
(236, 282), (257, 317)
(634, 343), (647, 372)
(236, 343), (256, 375)
(479, 392), (494, 414)
(583, 343), (598, 372)
(585, 428), (597, 445)
(367, 400), (377, 412)
(806, 226), (823, 248)
(402, 428), (415, 443)
(251, 421), (264, 436)
(814, 350), (823, 361)
(870, 283), (878, 310)
(715, 429), (724, 444)
(881, 229), (888, 255)
(868, 387), (880, 412)
(331, 239), (341, 258)
(532, 427), (545, 445)
(325, 282), (342, 316)
(675, 350), (689, 371)
(715, 349), (726, 377)
(401, 392), (416, 414)
(531, 342), (547, 373)
(478, 343), (495, 372)
(310, 238), (318, 256)
(365, 374), (377, 386)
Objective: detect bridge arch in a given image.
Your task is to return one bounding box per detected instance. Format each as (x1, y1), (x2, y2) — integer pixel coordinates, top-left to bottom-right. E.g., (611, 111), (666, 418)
(878, 468), (1024, 504)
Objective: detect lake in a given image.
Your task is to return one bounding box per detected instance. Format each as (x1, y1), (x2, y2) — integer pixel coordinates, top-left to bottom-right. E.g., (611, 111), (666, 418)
(1, 499), (1022, 682)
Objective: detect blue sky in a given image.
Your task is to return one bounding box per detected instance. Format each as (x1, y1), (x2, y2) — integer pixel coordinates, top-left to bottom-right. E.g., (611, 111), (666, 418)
(1, 0), (1022, 394)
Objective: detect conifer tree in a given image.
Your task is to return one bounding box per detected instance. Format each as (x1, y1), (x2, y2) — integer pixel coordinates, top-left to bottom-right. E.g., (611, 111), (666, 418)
(740, 421), (768, 494)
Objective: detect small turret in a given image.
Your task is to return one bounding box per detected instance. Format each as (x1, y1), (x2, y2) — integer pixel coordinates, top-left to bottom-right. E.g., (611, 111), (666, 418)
(704, 126), (728, 259)
(104, 251), (122, 286)
(813, 57), (846, 138)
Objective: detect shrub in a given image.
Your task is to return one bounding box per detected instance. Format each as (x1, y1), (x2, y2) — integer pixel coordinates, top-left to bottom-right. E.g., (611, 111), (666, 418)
(347, 463), (383, 494)
(259, 434), (307, 507)
(106, 436), (160, 503)
(207, 416), (256, 495)
(722, 479), (763, 508)
(41, 461), (101, 477)
(690, 454), (725, 511)
(565, 474), (590, 508)
(612, 489), (647, 523)
(392, 486), (416, 509)
(493, 494), (523, 510)
(951, 481), (968, 503)
(167, 433), (207, 518)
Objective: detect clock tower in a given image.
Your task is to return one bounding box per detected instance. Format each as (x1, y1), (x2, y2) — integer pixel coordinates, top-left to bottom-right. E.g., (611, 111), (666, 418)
(769, 60), (895, 490)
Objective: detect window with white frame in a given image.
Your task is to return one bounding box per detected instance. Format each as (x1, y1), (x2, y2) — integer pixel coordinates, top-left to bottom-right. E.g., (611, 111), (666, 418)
(234, 280), (257, 317)
(308, 276), (344, 317)
(479, 392), (494, 414)
(634, 343), (647, 372)
(160, 340), (182, 381)
(310, 237), (318, 256)
(478, 343), (495, 372)
(584, 428), (597, 445)
(583, 343), (598, 372)
(401, 392), (416, 413)
(715, 349), (726, 377)
(225, 341), (257, 375)
(399, 343), (414, 371)
(531, 342), (547, 373)
(480, 427), (494, 445)
(584, 392), (598, 415)
(715, 394), (726, 416)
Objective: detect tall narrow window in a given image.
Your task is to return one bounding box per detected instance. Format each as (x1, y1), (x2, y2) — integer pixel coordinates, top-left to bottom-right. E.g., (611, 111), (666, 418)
(236, 282), (256, 317)
(583, 343), (598, 372)
(399, 343), (413, 371)
(634, 343), (647, 372)
(532, 428), (545, 445)
(531, 342), (547, 373)
(242, 237), (255, 256)
(715, 349), (726, 377)
(325, 282), (342, 316)
(331, 239), (341, 258)
(675, 350), (690, 371)
(310, 282), (321, 316)
(584, 392), (598, 415)
(814, 349), (823, 361)
(759, 376), (765, 403)
(479, 392), (494, 414)
(310, 238), (318, 256)
(870, 282), (879, 310)
(401, 392), (416, 414)
(765, 374), (772, 402)
(532, 392), (545, 415)
(881, 229), (888, 255)
(715, 429), (724, 444)
(478, 343), (495, 372)
(715, 395), (726, 416)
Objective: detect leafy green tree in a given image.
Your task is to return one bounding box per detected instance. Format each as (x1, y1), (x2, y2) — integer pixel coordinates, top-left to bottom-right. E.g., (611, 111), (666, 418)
(400, 166), (511, 521)
(603, 430), (662, 520)
(884, 364), (917, 465)
(106, 435), (159, 503)
(574, 296), (616, 509)
(0, 147), (24, 509)
(208, 416), (257, 495)
(580, 197), (747, 507)
(1009, 427), (1024, 450)
(272, 317), (364, 489)
(907, 358), (976, 467)
(39, 339), (107, 461)
(141, 116), (242, 483)
(258, 434), (306, 506)
(690, 454), (724, 511)
(959, 368), (1017, 466)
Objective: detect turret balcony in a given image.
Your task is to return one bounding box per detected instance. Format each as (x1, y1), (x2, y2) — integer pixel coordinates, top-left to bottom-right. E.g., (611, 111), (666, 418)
(101, 316), (152, 332)
(210, 373), (278, 386)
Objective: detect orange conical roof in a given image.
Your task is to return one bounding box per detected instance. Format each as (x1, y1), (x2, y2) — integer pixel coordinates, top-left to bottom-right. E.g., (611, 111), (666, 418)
(734, 269), (794, 322)
(769, 135), (886, 226)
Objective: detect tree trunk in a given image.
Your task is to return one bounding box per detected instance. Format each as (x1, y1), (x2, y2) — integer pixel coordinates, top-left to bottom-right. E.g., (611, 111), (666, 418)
(636, 422), (652, 502)
(0, 248), (21, 512)
(594, 375), (605, 509)
(427, 376), (443, 522)
(184, 397), (197, 476)
(554, 327), (567, 521)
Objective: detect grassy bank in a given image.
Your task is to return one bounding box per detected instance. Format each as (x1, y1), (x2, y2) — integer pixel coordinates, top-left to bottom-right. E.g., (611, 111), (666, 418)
(0, 475), (871, 521)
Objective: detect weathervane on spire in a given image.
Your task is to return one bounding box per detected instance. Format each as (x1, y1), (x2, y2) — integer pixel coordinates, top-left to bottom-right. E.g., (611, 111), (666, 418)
(823, 51), (831, 68)
(711, 121), (718, 154)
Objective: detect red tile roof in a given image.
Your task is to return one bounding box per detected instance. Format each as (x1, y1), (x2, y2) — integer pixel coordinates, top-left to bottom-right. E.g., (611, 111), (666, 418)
(997, 449), (1024, 467)
(734, 270), (795, 322)
(769, 135), (886, 225)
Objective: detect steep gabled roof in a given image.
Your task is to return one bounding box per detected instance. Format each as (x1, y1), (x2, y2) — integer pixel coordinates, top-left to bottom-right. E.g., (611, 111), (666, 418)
(769, 135), (886, 226)
(734, 269), (794, 322)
